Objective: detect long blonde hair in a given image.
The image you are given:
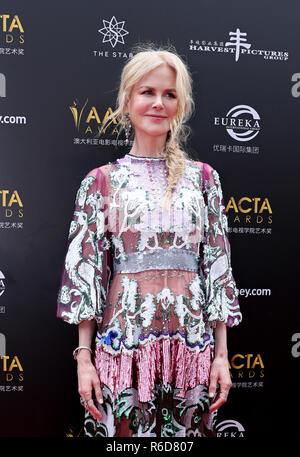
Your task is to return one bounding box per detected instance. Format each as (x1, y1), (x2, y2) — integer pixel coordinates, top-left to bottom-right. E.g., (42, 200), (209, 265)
(101, 44), (194, 210)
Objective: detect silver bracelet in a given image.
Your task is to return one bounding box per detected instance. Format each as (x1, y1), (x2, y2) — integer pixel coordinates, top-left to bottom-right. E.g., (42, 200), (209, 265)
(73, 345), (92, 360)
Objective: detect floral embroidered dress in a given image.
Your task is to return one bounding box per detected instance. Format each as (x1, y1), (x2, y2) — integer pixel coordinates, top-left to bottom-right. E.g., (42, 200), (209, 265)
(57, 152), (242, 437)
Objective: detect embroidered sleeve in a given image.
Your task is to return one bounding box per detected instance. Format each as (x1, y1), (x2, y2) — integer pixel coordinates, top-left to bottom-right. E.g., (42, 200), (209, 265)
(199, 163), (242, 327)
(56, 167), (112, 325)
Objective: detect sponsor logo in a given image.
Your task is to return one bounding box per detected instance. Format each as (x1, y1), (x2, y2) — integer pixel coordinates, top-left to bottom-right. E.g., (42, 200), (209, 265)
(189, 28), (288, 62)
(214, 105), (261, 142)
(93, 16), (132, 59)
(216, 419), (246, 438)
(291, 73), (300, 98)
(213, 104), (261, 155)
(98, 16), (129, 48)
(291, 333), (300, 358)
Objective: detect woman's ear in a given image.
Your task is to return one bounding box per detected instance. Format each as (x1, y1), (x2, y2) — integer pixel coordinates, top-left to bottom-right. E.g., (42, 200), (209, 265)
(125, 87), (134, 112)
(124, 97), (130, 113)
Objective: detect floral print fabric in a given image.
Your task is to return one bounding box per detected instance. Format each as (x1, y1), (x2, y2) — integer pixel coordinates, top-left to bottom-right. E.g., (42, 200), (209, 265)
(57, 152), (242, 437)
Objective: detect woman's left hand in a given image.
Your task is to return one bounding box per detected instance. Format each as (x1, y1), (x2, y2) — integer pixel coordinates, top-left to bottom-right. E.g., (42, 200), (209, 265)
(208, 355), (232, 413)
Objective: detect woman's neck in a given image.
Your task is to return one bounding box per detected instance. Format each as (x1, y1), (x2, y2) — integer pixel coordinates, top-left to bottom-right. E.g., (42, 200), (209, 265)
(130, 133), (167, 158)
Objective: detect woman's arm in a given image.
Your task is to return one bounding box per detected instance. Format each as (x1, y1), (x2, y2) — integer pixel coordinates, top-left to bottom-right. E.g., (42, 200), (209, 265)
(76, 320), (103, 421)
(208, 321), (232, 413)
(78, 319), (96, 352)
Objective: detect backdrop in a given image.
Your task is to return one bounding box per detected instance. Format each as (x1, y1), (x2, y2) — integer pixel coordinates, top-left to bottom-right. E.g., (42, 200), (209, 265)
(0, 0), (299, 439)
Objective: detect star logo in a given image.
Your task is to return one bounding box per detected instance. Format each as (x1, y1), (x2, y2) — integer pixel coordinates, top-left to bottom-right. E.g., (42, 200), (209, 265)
(98, 16), (129, 48)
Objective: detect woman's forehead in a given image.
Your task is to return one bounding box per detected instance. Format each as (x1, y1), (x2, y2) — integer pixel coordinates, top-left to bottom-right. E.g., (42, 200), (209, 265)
(135, 64), (176, 87)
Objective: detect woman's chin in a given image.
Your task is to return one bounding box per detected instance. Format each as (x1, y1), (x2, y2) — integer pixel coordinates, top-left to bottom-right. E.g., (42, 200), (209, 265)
(138, 127), (169, 138)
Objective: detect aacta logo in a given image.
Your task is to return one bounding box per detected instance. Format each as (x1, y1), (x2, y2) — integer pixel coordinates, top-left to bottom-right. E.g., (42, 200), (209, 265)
(0, 189), (23, 218)
(229, 353), (264, 379)
(70, 99), (121, 136)
(0, 14), (24, 43)
(0, 334), (24, 382)
(0, 356), (24, 382)
(226, 197), (272, 224)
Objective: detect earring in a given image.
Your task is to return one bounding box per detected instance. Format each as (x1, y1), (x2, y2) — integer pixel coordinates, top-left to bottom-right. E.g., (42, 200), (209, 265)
(124, 112), (131, 146)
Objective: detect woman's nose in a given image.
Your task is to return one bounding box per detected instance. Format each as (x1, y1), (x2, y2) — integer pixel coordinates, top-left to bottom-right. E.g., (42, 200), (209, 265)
(152, 95), (164, 109)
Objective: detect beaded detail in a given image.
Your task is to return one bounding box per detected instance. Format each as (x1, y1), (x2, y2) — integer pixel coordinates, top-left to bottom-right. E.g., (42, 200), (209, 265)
(113, 248), (199, 273)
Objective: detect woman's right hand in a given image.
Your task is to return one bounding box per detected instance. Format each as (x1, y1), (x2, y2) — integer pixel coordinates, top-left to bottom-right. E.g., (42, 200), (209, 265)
(77, 350), (103, 421)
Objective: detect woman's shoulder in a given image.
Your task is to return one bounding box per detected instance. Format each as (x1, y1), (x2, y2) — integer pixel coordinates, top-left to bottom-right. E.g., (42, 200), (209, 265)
(186, 156), (215, 174)
(83, 162), (114, 181)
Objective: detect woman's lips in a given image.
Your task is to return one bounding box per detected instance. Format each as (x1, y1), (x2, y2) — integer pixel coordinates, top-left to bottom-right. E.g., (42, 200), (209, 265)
(146, 114), (167, 119)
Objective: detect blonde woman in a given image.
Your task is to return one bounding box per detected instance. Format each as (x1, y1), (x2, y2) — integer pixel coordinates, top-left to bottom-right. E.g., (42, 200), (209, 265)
(57, 45), (242, 437)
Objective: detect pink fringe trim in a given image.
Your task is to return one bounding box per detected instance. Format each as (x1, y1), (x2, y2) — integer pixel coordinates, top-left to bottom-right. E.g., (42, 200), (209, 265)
(94, 338), (212, 403)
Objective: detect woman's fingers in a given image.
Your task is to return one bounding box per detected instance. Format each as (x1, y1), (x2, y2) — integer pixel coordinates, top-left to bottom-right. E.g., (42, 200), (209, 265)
(86, 398), (102, 421)
(79, 374), (103, 421)
(94, 384), (103, 406)
(208, 373), (218, 400)
(209, 380), (231, 413)
(90, 377), (103, 420)
(208, 356), (232, 413)
(80, 394), (103, 421)
(209, 390), (228, 413)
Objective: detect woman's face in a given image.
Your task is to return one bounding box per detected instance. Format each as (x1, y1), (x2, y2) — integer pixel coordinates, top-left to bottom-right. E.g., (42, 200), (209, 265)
(126, 64), (178, 140)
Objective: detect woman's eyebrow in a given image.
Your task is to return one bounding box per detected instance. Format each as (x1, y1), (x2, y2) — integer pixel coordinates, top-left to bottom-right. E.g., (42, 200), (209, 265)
(138, 85), (177, 92)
